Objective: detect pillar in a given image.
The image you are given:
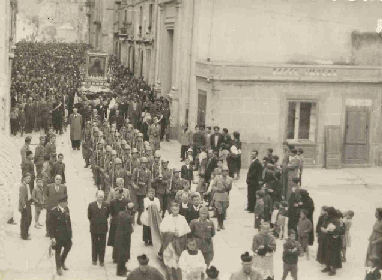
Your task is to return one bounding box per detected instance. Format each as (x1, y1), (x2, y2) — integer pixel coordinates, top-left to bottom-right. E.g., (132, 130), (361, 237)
(168, 2), (181, 139)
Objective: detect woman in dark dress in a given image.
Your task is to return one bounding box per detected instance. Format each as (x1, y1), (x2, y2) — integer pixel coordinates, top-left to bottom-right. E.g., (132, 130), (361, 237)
(287, 189), (303, 238)
(316, 206), (328, 264)
(366, 208), (382, 269)
(321, 207), (343, 276)
(300, 189), (315, 245)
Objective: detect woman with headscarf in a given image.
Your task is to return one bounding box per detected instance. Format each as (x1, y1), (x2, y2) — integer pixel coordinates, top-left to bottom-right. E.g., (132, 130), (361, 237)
(299, 189), (315, 245)
(320, 207), (343, 276)
(366, 208), (382, 269)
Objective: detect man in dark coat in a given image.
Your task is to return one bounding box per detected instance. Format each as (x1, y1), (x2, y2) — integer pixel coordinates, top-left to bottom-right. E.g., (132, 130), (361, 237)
(115, 204), (134, 276)
(49, 196), (72, 276)
(246, 150), (263, 212)
(186, 193), (201, 224)
(107, 189), (129, 263)
(21, 151), (35, 192)
(88, 190), (109, 266)
(210, 126), (223, 152)
(45, 175), (67, 237)
(205, 150), (218, 184)
(181, 158), (194, 185)
(34, 136), (46, 178)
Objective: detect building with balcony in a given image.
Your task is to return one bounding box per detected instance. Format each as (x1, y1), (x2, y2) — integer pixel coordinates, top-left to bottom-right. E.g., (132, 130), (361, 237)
(157, 0), (382, 168)
(113, 0), (157, 85)
(87, 0), (115, 53)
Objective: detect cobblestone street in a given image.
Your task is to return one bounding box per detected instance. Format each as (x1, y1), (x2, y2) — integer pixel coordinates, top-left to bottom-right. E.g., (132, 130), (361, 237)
(1, 132), (382, 280)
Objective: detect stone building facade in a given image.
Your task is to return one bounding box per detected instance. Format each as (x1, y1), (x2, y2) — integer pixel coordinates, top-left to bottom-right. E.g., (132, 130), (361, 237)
(101, 0), (382, 168)
(112, 0), (157, 86)
(87, 0), (115, 53)
(155, 0), (382, 168)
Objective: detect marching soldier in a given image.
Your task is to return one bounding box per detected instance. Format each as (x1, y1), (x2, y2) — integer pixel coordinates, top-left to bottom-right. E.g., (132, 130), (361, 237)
(132, 157), (151, 225)
(49, 196), (72, 276)
(169, 169), (183, 204)
(113, 158), (128, 189)
(148, 117), (161, 151)
(136, 133), (145, 157)
(125, 124), (134, 148)
(151, 151), (161, 179)
(131, 148), (140, 171)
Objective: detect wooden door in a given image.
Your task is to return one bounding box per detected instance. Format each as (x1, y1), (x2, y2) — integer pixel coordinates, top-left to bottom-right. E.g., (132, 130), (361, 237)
(197, 91), (207, 126)
(325, 125), (342, 168)
(343, 107), (370, 164)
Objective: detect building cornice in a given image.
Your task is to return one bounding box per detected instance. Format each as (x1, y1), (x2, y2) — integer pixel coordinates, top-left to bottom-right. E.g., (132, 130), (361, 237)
(195, 61), (382, 84)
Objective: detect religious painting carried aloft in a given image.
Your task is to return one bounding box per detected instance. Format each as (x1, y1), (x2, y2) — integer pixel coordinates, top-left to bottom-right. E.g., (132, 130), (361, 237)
(86, 52), (109, 79)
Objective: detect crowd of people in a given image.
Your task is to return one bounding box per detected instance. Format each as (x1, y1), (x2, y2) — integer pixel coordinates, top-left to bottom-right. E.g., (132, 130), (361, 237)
(10, 41), (88, 136)
(10, 41), (382, 280)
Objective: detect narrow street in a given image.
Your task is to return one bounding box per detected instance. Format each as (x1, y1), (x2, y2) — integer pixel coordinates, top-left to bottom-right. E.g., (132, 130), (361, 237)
(1, 131), (382, 280)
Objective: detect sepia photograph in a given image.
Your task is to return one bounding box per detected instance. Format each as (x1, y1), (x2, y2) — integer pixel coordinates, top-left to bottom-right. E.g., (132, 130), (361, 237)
(2, 0), (382, 280)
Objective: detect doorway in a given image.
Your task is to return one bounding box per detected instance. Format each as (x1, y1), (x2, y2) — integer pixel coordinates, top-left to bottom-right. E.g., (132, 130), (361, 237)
(197, 90), (207, 126)
(343, 106), (370, 164)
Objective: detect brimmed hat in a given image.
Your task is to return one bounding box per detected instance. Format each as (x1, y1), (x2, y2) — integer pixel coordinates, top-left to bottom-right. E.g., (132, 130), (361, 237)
(206, 266), (219, 279)
(137, 254), (149, 265)
(241, 252), (253, 263)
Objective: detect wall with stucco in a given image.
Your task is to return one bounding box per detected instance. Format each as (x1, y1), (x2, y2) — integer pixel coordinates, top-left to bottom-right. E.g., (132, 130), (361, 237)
(198, 75), (382, 168)
(195, 0), (382, 65)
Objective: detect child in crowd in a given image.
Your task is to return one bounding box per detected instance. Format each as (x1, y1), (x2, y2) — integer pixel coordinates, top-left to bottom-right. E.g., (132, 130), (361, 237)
(178, 236), (206, 280)
(254, 191), (265, 230)
(297, 209), (313, 260)
(282, 230), (301, 280)
(271, 202), (280, 235)
(141, 188), (161, 246)
(277, 201), (288, 239)
(342, 210), (354, 262)
(31, 177), (45, 229)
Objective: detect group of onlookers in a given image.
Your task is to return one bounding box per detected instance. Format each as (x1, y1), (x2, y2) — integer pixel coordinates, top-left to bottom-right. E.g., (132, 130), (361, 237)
(10, 41), (88, 136)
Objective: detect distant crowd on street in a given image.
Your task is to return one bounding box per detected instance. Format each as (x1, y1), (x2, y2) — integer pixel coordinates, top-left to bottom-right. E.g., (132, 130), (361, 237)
(10, 41), (382, 280)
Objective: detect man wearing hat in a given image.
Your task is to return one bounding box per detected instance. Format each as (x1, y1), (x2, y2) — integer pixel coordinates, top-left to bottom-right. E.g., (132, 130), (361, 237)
(49, 195), (72, 276)
(229, 252), (263, 280)
(34, 136), (46, 177)
(19, 173), (33, 240)
(20, 136), (32, 164)
(207, 167), (231, 231)
(132, 157), (151, 225)
(126, 254), (165, 280)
